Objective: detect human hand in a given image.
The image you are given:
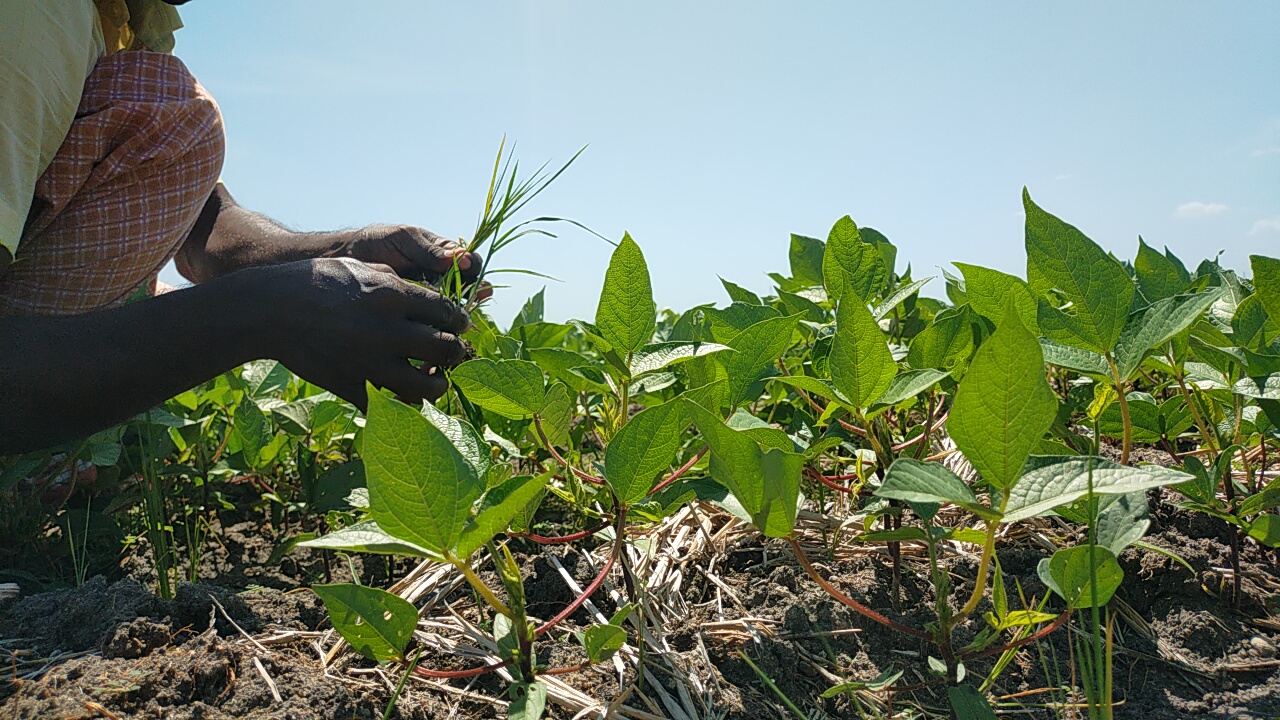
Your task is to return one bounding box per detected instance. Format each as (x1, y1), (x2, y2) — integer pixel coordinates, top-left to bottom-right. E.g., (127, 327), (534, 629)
(344, 224), (483, 285)
(252, 257), (470, 409)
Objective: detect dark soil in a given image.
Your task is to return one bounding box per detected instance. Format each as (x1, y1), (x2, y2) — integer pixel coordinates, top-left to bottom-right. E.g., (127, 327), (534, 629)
(3, 485), (1280, 719)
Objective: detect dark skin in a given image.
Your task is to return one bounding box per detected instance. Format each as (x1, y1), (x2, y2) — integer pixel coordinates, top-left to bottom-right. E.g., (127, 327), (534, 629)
(0, 183), (483, 454)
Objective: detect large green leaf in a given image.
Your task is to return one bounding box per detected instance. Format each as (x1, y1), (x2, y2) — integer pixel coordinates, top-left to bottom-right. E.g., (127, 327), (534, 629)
(629, 341), (731, 377)
(233, 398), (269, 468)
(455, 474), (550, 557)
(1113, 290), (1221, 378)
(605, 400), (690, 504)
(595, 233), (656, 355)
(722, 314), (801, 406)
(420, 402), (491, 481)
(823, 216), (885, 303)
(720, 276), (762, 305)
(1234, 374), (1280, 400)
(947, 303), (1057, 490)
(1039, 338), (1110, 376)
(508, 681), (548, 720)
(298, 519), (436, 557)
(581, 624), (628, 663)
(1232, 294), (1271, 350)
(872, 277), (932, 322)
(1024, 190), (1134, 354)
(829, 300), (897, 409)
(907, 307), (974, 372)
(1037, 546), (1123, 609)
(877, 459), (990, 517)
(948, 685), (998, 720)
(1252, 255), (1280, 323)
(364, 389), (482, 556)
(312, 583), (417, 663)
(1135, 237), (1189, 303)
(703, 303), (781, 343)
(955, 263), (1038, 331)
(873, 368), (949, 408)
(688, 401), (803, 537)
(1004, 456), (1190, 522)
(789, 233), (826, 286)
(535, 382), (572, 449)
(451, 359), (545, 419)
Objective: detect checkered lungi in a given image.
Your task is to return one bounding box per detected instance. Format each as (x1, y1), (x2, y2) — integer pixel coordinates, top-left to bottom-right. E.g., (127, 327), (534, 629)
(0, 51), (224, 317)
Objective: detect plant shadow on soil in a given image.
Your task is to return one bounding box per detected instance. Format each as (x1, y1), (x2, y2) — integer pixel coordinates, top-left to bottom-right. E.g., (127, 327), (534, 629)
(3, 483), (1280, 719)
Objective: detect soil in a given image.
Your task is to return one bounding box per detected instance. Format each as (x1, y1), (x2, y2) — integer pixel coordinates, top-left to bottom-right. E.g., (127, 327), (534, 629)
(3, 484), (1280, 719)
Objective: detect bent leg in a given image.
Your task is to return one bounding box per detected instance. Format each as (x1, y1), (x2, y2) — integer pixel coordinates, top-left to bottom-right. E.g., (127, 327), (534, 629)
(0, 51), (224, 317)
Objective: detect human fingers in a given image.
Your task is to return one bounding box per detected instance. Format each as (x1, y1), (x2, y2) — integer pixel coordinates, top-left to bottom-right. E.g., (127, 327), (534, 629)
(372, 361), (450, 406)
(391, 321), (467, 369)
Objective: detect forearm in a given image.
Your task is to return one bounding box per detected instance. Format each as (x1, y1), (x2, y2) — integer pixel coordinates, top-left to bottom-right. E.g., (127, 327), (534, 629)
(175, 183), (357, 283)
(0, 272), (267, 453)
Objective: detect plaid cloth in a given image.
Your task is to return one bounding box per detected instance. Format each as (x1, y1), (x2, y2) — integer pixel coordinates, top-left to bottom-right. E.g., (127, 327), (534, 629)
(0, 51), (224, 317)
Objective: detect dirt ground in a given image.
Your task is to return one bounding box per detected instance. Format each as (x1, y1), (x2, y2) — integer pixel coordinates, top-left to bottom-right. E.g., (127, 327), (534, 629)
(3, 485), (1280, 719)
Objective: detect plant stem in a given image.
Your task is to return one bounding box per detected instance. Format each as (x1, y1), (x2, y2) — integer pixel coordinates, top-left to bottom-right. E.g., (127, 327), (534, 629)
(1104, 353), (1132, 465)
(647, 445), (708, 498)
(533, 414), (605, 485)
(786, 535), (929, 640)
(961, 609), (1071, 661)
(448, 555), (513, 618)
(737, 650), (808, 720)
(383, 647), (421, 720)
(534, 508), (627, 637)
(951, 519), (1000, 625)
(1169, 351), (1218, 453)
(512, 520), (611, 545)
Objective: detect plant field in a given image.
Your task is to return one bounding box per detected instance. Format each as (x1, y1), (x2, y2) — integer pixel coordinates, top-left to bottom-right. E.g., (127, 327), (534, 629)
(3, 186), (1280, 719)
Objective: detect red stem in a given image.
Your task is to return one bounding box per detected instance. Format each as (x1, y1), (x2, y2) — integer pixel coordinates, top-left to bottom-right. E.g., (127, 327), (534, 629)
(512, 520), (611, 545)
(787, 536), (930, 640)
(534, 415), (606, 486)
(647, 445), (709, 498)
(805, 467), (853, 494)
(960, 609), (1072, 661)
(534, 509), (627, 637)
(890, 411), (949, 452)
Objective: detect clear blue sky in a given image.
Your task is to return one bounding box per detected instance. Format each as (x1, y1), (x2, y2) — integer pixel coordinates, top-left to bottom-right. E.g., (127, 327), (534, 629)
(163, 2), (1280, 326)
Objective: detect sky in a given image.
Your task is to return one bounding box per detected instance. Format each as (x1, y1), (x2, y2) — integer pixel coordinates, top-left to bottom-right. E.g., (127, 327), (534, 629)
(163, 2), (1280, 327)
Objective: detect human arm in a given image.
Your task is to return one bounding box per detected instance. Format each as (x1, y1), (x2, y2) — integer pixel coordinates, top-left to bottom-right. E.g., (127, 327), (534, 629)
(174, 183), (482, 285)
(0, 257), (468, 454)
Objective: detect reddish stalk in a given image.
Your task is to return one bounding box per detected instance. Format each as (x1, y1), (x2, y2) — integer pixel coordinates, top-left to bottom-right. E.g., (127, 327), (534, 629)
(534, 509), (627, 637)
(533, 415), (606, 486)
(960, 609), (1072, 662)
(786, 535), (929, 640)
(891, 411), (949, 452)
(805, 467), (853, 494)
(411, 658), (512, 679)
(511, 520), (611, 545)
(648, 446), (709, 498)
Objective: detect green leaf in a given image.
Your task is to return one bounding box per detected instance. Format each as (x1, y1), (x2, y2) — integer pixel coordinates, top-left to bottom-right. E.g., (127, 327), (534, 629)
(1039, 338), (1110, 376)
(420, 402), (491, 481)
(299, 519), (436, 557)
(1235, 374), (1280, 400)
(1037, 546), (1124, 609)
(629, 341), (731, 377)
(1024, 189), (1134, 353)
(241, 359), (292, 399)
(364, 389), (482, 556)
(455, 473), (550, 557)
(688, 401), (803, 537)
(1004, 456), (1191, 522)
(955, 263), (1038, 331)
(1135, 237), (1189, 303)
(1232, 294), (1271, 350)
(872, 368), (948, 407)
(722, 314), (801, 406)
(605, 400), (690, 504)
(581, 624), (627, 663)
(907, 307), (975, 372)
(1248, 515), (1280, 548)
(233, 399), (269, 468)
(508, 681), (548, 720)
(948, 684), (997, 720)
(309, 460), (367, 513)
(858, 527), (930, 543)
(703, 303), (781, 343)
(876, 459), (984, 512)
(1113, 290), (1222, 378)
(820, 669), (903, 697)
(823, 216), (885, 303)
(510, 287), (545, 330)
(829, 300), (897, 409)
(595, 233), (656, 355)
(947, 302), (1057, 489)
(1252, 255), (1280, 323)
(994, 610), (1058, 631)
(451, 359), (545, 419)
(312, 583), (417, 663)
(527, 348), (610, 394)
(789, 233), (826, 286)
(720, 277), (762, 305)
(872, 277), (932, 322)
(535, 383), (572, 449)
(770, 375), (846, 404)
